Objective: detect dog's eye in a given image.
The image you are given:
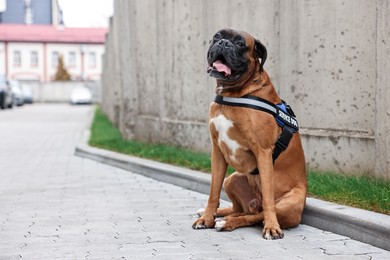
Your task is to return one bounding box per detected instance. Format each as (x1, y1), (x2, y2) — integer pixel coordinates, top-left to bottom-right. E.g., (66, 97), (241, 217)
(236, 41), (245, 47)
(214, 33), (221, 40)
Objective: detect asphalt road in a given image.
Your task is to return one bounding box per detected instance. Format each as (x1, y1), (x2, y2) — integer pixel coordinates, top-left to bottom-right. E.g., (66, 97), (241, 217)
(0, 104), (389, 259)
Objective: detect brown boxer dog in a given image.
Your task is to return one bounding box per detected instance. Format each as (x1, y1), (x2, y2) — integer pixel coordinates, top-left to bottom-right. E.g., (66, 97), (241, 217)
(192, 28), (307, 240)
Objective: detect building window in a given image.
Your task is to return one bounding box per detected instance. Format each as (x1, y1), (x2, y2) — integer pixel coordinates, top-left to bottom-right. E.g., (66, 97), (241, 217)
(68, 52), (76, 67)
(88, 52), (96, 68)
(31, 51), (38, 67)
(13, 51), (21, 67)
(52, 51), (59, 67)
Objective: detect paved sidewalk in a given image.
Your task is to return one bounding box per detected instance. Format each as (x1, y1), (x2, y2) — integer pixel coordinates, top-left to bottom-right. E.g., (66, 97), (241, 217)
(0, 104), (389, 259)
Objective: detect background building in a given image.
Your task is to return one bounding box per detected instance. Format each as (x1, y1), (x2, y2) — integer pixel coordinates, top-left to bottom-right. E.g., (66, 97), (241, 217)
(0, 24), (107, 82)
(0, 0), (107, 82)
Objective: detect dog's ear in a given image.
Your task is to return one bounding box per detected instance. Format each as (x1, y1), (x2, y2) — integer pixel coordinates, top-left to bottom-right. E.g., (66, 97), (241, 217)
(254, 39), (267, 70)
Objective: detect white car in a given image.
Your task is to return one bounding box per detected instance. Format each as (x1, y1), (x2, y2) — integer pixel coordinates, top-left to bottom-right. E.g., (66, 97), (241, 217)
(70, 87), (93, 105)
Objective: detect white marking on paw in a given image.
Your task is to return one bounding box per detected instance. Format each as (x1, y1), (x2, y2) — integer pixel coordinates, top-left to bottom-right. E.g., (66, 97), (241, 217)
(196, 208), (205, 217)
(263, 233), (272, 240)
(215, 220), (226, 231)
(210, 115), (240, 158)
(194, 224), (205, 229)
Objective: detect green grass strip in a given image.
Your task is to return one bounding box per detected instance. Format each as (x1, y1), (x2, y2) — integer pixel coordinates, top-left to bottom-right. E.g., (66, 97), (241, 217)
(89, 107), (214, 173)
(307, 171), (389, 214)
(89, 107), (390, 215)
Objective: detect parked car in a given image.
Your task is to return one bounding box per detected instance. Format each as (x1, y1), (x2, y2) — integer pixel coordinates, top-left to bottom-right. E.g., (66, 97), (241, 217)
(10, 80), (24, 106)
(0, 75), (13, 109)
(21, 85), (33, 104)
(70, 86), (93, 105)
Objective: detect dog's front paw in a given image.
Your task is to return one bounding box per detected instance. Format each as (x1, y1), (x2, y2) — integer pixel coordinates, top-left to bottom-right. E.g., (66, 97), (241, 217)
(192, 216), (215, 229)
(262, 222), (284, 240)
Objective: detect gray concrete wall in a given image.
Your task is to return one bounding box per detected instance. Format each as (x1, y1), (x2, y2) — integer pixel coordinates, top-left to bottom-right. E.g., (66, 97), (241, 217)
(101, 0), (390, 179)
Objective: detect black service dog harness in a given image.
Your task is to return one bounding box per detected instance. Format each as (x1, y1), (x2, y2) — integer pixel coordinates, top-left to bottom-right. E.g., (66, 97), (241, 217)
(214, 95), (300, 174)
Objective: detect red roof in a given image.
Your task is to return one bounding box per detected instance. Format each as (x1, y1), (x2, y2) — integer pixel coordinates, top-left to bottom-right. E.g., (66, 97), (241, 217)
(0, 24), (107, 44)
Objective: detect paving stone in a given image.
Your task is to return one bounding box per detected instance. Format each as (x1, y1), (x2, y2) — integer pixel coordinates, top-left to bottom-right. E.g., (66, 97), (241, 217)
(0, 104), (389, 259)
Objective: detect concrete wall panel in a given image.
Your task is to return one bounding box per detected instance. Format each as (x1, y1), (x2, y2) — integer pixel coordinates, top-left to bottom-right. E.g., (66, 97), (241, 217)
(293, 0), (376, 132)
(101, 0), (390, 178)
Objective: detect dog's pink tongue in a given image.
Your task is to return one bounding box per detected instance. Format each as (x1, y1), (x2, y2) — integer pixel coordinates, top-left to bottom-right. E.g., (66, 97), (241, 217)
(213, 60), (231, 76)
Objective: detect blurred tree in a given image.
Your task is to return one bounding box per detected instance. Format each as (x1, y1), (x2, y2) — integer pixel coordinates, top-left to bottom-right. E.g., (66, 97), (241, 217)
(54, 54), (71, 81)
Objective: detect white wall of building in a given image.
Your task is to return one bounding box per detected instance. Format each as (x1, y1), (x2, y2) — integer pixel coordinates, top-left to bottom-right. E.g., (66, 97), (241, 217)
(81, 44), (105, 81)
(1, 41), (105, 82)
(7, 42), (44, 81)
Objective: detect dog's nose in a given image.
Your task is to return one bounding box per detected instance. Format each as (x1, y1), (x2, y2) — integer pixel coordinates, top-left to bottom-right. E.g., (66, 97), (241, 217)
(217, 39), (233, 49)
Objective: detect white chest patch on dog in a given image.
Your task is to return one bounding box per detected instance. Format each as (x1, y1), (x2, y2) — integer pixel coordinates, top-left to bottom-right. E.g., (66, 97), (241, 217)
(210, 115), (240, 155)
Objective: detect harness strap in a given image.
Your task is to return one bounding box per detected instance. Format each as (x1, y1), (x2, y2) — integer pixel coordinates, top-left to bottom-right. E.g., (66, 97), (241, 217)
(214, 95), (277, 115)
(249, 127), (292, 175)
(272, 126), (294, 163)
(214, 95), (299, 168)
(215, 95), (299, 131)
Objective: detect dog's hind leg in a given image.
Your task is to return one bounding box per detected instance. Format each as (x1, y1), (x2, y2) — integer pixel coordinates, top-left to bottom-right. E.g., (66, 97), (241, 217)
(215, 211), (264, 232)
(218, 172), (259, 217)
(196, 206), (235, 217)
(196, 172), (257, 218)
(214, 187), (306, 239)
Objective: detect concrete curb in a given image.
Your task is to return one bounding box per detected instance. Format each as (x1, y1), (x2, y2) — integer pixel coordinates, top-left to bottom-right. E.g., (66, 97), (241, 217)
(75, 141), (390, 251)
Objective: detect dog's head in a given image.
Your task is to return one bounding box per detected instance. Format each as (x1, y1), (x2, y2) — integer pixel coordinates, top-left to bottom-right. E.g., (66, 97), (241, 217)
(207, 28), (267, 91)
